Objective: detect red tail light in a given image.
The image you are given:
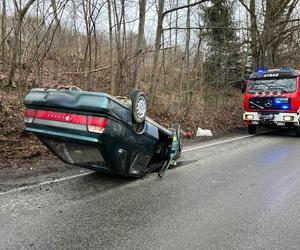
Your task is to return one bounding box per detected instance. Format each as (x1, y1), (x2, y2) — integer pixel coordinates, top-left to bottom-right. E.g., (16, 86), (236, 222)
(25, 109), (108, 134)
(87, 116), (108, 134)
(24, 109), (37, 123)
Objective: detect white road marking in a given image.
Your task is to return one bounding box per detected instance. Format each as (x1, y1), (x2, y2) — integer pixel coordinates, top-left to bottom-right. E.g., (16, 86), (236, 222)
(0, 134), (255, 196)
(182, 134), (255, 153)
(0, 171), (94, 196)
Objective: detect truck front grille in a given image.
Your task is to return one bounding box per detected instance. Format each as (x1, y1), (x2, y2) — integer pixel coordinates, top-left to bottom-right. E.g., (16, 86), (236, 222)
(249, 97), (291, 110)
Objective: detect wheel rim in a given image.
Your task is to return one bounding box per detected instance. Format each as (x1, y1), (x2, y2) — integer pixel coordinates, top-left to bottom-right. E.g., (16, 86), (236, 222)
(136, 96), (146, 120)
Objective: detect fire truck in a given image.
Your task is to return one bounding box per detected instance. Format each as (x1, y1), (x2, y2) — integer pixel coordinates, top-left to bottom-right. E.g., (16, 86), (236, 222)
(243, 67), (300, 136)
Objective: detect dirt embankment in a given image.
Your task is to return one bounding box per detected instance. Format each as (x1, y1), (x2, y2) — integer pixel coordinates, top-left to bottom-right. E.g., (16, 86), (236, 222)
(0, 90), (55, 172)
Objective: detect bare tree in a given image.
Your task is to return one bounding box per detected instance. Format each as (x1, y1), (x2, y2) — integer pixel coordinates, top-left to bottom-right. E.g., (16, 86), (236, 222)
(239, 0), (300, 68)
(5, 0), (36, 87)
(149, 0), (210, 104)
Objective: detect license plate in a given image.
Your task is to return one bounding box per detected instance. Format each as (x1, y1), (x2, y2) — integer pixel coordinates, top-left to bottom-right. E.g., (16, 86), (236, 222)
(260, 114), (274, 120)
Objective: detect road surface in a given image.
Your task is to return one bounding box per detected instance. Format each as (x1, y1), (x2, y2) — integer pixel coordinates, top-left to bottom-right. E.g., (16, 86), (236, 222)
(1, 130), (300, 249)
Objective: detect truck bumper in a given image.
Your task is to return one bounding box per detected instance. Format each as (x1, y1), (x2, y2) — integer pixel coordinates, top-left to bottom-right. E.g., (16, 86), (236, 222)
(243, 112), (300, 126)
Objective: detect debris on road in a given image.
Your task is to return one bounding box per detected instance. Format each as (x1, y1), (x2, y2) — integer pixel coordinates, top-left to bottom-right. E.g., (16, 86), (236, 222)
(196, 128), (213, 137)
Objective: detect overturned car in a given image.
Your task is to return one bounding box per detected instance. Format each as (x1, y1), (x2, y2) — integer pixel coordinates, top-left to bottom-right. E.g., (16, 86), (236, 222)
(24, 87), (181, 177)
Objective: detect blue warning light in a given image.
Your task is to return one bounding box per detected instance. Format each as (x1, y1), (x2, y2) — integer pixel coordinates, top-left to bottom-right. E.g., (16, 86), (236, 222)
(256, 67), (268, 73)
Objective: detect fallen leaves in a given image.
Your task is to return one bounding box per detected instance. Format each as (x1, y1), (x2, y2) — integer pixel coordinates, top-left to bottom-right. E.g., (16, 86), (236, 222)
(0, 89), (53, 169)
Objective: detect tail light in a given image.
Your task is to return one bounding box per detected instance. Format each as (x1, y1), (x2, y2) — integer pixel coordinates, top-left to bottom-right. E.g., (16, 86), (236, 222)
(24, 109), (109, 134)
(24, 109), (37, 123)
(87, 116), (108, 134)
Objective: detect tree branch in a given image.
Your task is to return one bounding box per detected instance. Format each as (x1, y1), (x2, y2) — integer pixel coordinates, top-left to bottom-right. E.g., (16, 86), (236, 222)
(20, 0), (36, 17)
(163, 0), (210, 18)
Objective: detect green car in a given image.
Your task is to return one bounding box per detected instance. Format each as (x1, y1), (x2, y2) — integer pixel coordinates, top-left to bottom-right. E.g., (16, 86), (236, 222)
(24, 87), (182, 177)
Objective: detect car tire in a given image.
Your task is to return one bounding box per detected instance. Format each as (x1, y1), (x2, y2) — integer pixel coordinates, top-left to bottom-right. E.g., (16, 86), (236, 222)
(295, 126), (300, 137)
(248, 124), (257, 134)
(128, 89), (147, 124)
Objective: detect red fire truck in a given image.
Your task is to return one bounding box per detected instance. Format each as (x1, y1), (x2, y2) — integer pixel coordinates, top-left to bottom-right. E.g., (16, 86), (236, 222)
(243, 67), (300, 136)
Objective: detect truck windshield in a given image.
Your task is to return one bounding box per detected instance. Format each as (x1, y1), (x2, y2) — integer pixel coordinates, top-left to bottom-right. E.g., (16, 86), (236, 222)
(247, 78), (297, 93)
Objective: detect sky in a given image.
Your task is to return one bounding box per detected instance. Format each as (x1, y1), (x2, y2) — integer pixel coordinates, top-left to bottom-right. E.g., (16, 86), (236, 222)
(4, 0), (248, 52)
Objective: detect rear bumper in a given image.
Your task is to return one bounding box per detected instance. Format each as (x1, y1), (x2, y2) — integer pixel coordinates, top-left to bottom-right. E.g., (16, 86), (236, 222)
(25, 127), (100, 143)
(243, 112), (300, 126)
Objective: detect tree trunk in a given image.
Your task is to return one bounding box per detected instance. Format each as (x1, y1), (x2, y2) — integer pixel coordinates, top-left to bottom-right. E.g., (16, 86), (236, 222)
(132, 0), (147, 88)
(1, 0), (6, 66)
(184, 0), (191, 105)
(112, 0), (123, 95)
(262, 0), (275, 67)
(171, 0), (179, 87)
(194, 34), (203, 90)
(149, 0), (165, 104)
(108, 0), (116, 94)
(249, 0), (259, 69)
(5, 0), (36, 87)
(51, 0), (61, 33)
(5, 16), (21, 87)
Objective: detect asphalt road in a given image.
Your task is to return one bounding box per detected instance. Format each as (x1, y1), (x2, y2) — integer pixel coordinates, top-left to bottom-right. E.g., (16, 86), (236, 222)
(1, 130), (300, 250)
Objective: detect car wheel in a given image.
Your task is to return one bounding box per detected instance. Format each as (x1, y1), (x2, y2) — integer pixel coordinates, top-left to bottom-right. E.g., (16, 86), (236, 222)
(128, 89), (147, 124)
(295, 126), (300, 137)
(248, 124), (257, 134)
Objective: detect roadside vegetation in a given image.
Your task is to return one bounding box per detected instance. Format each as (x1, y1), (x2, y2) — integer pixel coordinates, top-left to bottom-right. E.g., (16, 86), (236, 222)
(1, 0), (300, 169)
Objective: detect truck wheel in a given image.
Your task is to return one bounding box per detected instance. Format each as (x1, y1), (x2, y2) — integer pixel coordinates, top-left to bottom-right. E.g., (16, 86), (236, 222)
(295, 126), (300, 137)
(128, 89), (147, 124)
(248, 125), (257, 134)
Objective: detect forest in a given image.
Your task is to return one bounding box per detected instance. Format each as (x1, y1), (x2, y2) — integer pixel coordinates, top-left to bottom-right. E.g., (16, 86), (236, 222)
(1, 0), (300, 168)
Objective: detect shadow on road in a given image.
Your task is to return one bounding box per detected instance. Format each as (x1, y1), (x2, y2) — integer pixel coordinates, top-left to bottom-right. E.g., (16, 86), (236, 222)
(256, 127), (298, 138)
(52, 159), (201, 196)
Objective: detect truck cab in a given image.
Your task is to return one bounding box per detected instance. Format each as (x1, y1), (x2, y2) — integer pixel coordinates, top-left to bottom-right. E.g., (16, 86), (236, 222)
(243, 67), (300, 136)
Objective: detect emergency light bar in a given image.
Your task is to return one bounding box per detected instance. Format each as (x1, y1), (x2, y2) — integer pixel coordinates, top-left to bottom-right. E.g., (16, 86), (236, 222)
(250, 67), (300, 79)
(256, 67), (268, 73)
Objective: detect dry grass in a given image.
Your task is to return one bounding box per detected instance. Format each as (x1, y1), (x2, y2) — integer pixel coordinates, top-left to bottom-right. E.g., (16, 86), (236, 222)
(149, 87), (244, 134)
